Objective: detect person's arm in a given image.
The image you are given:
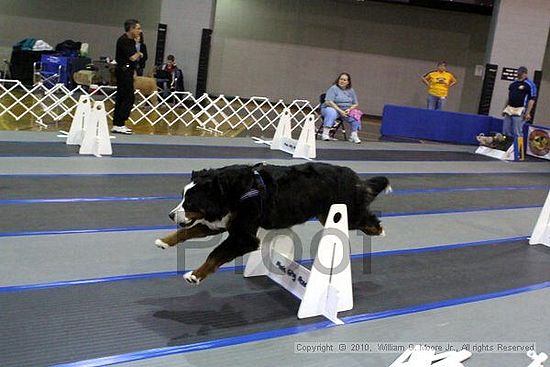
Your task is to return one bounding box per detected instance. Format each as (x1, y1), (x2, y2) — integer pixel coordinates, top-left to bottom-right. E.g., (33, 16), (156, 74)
(524, 99), (535, 121)
(503, 84), (511, 112)
(324, 86), (346, 115)
(421, 72), (430, 87)
(141, 43), (148, 63)
(121, 38), (142, 62)
(524, 81), (537, 121)
(344, 89), (359, 113)
(449, 73), (457, 88)
(129, 51), (142, 62)
(325, 100), (348, 116)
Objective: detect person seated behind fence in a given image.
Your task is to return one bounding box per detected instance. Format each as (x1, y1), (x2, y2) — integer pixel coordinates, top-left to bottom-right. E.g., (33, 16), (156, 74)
(321, 72), (363, 144)
(155, 55), (184, 98)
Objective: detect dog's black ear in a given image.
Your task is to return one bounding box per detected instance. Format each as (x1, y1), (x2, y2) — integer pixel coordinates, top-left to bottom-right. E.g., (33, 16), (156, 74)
(216, 167), (255, 205)
(364, 176), (390, 200)
(191, 169), (209, 180)
(213, 174), (225, 198)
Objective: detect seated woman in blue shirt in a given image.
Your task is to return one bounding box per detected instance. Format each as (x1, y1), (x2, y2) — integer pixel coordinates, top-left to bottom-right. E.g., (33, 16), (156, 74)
(321, 72), (362, 144)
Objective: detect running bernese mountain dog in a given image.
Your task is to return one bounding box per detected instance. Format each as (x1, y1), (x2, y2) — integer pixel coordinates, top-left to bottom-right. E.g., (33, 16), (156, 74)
(155, 162), (390, 285)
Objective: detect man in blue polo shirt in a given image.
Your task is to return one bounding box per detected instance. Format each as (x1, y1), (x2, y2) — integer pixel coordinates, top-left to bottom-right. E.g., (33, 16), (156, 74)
(502, 66), (537, 137)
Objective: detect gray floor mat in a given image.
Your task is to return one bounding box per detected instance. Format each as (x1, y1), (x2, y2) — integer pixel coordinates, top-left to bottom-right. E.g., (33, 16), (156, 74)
(1, 240), (548, 367)
(1, 173), (549, 200)
(0, 189), (546, 233)
(0, 141), (498, 161)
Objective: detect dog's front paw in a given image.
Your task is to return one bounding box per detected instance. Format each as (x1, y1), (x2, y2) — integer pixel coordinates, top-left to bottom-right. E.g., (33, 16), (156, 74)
(155, 239), (170, 249)
(364, 225), (386, 236)
(183, 271), (202, 285)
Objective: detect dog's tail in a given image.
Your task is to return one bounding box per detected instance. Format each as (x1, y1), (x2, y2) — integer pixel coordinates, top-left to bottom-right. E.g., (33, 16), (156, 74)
(362, 176), (391, 202)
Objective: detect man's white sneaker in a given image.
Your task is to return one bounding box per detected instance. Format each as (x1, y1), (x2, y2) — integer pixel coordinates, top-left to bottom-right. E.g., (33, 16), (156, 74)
(321, 127), (331, 141)
(111, 125), (133, 135)
(349, 132), (361, 144)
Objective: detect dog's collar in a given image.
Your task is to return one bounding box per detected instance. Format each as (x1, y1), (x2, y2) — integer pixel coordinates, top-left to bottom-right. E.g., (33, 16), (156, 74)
(239, 170), (266, 201)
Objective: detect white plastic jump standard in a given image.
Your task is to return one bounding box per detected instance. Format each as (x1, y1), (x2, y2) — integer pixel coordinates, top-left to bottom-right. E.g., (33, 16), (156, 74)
(62, 95), (91, 145)
(244, 204), (353, 325)
(79, 101), (112, 157)
(530, 190), (550, 248)
(253, 107), (316, 160)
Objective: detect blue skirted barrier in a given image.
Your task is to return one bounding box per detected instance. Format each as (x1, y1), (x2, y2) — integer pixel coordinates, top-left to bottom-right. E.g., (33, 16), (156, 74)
(381, 104), (503, 145)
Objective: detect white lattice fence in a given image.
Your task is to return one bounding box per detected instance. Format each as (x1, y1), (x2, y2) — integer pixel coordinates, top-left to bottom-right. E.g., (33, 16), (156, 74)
(0, 79), (321, 134)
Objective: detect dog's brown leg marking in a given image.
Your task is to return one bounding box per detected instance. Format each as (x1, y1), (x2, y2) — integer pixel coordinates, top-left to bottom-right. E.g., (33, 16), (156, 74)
(191, 257), (223, 281)
(159, 224), (225, 247)
(189, 233), (260, 283)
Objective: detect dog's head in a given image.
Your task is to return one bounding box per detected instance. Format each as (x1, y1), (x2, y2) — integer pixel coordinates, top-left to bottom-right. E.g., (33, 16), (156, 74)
(169, 170), (226, 227)
(169, 166), (254, 227)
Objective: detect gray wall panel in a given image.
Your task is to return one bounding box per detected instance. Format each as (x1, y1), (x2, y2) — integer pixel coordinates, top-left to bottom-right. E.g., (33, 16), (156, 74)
(208, 0), (490, 115)
(0, 0), (161, 70)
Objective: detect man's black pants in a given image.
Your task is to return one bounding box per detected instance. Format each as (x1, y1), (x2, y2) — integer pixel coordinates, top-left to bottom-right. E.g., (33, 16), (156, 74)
(113, 67), (135, 126)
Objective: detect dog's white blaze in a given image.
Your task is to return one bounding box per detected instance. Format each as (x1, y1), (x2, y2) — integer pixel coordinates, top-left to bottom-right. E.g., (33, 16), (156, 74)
(195, 213), (231, 230)
(170, 181), (196, 224)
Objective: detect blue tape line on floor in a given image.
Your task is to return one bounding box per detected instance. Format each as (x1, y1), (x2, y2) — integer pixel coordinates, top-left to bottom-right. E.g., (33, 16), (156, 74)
(50, 280), (550, 367)
(381, 204), (542, 217)
(0, 185), (547, 205)
(0, 272), (180, 292)
(0, 204), (541, 238)
(0, 196), (179, 205)
(0, 236), (528, 293)
(0, 225), (176, 238)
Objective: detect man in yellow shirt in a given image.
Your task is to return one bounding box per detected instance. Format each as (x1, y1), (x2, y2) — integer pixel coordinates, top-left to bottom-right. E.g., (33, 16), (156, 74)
(421, 61), (457, 110)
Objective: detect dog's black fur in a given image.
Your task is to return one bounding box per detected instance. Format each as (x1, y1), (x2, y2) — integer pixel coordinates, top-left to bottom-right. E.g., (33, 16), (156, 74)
(156, 162), (390, 284)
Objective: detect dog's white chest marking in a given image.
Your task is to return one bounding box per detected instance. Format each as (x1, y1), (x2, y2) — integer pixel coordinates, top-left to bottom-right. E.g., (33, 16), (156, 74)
(196, 213), (231, 230)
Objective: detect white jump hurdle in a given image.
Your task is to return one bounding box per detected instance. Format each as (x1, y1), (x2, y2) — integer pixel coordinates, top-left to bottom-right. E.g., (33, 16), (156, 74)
(79, 101), (112, 157)
(244, 204), (353, 324)
(530, 189), (550, 248)
(58, 97), (113, 157)
(58, 95), (91, 145)
(252, 107), (316, 160)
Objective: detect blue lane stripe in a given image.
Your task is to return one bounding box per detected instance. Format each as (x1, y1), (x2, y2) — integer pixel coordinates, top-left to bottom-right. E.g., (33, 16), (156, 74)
(0, 271), (180, 292)
(391, 185), (549, 195)
(381, 204), (543, 218)
(51, 280), (550, 367)
(0, 205), (541, 238)
(0, 225), (175, 238)
(0, 236), (528, 293)
(0, 173), (192, 177)
(1, 185), (547, 205)
(342, 281), (550, 324)
(0, 196), (179, 205)
(356, 236), (528, 258)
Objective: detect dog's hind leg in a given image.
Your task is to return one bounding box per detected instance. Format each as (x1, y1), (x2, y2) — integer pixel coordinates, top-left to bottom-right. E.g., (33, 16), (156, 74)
(155, 224), (226, 249)
(183, 233), (259, 285)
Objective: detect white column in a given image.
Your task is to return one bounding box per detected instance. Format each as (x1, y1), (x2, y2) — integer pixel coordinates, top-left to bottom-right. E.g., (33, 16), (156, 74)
(486, 0), (550, 117)
(160, 0), (215, 96)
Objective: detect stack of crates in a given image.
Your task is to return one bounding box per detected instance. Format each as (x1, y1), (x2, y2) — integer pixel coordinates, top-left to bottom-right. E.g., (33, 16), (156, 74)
(40, 55), (91, 88)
